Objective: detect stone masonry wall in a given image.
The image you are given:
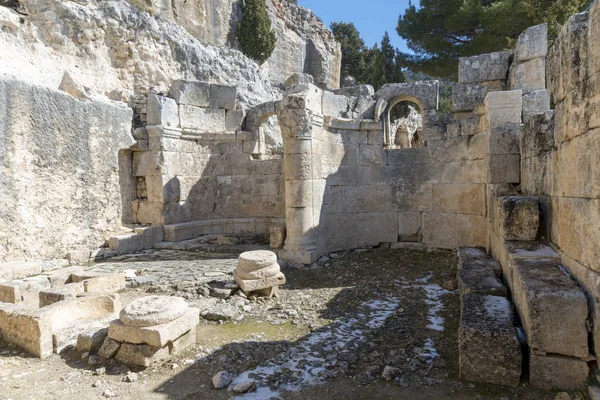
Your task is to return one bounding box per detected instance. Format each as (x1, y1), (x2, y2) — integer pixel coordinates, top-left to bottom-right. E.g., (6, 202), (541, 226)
(131, 81), (285, 238)
(519, 3), (600, 355)
(0, 77), (135, 263)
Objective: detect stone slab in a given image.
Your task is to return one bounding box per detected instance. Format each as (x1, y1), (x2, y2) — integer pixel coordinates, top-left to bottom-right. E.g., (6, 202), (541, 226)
(0, 276), (51, 307)
(457, 247), (503, 278)
(512, 258), (588, 358)
(39, 282), (84, 307)
(494, 197), (539, 241)
(109, 307), (199, 347)
(459, 51), (513, 84)
(83, 273), (126, 294)
(169, 326), (196, 355)
(76, 327), (108, 353)
(458, 267), (507, 297)
(147, 94), (179, 128)
(234, 271), (286, 292)
(169, 80), (211, 107)
(458, 294), (522, 386)
(0, 261), (43, 281)
(108, 234), (144, 254)
(210, 84), (237, 110)
(515, 23), (548, 62)
(529, 353), (589, 390)
(114, 342), (170, 367)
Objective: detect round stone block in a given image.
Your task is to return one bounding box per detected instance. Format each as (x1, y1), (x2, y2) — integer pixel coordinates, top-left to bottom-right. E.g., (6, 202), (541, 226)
(120, 296), (188, 327)
(238, 250), (278, 272)
(235, 263), (280, 280)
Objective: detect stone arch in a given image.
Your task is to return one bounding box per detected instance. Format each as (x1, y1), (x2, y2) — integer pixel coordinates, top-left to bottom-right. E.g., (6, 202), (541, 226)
(374, 81), (439, 146)
(244, 101), (279, 158)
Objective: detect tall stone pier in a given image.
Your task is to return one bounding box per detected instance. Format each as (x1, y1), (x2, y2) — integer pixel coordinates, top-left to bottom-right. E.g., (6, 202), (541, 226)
(277, 82), (325, 264)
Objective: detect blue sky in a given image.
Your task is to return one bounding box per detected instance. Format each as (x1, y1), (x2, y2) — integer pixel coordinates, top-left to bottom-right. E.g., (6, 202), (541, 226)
(298, 0), (413, 53)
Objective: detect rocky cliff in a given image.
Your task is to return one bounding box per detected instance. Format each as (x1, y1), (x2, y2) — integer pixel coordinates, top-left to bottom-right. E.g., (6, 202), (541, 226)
(0, 0), (340, 108)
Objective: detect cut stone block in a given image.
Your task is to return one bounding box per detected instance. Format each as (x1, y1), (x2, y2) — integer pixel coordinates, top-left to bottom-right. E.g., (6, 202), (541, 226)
(398, 212), (422, 242)
(119, 296), (188, 327)
(169, 80), (211, 107)
(108, 234), (144, 254)
(522, 90), (551, 115)
(529, 353), (589, 390)
(210, 84), (237, 110)
(512, 258), (588, 358)
(76, 327), (108, 353)
(459, 51), (513, 84)
(509, 57), (546, 92)
(45, 266), (85, 287)
(133, 226), (164, 250)
(180, 105), (226, 132)
(488, 154), (520, 184)
(39, 282), (84, 307)
(459, 294), (522, 387)
(109, 307), (199, 347)
(53, 316), (113, 354)
(495, 197), (539, 241)
(0, 294), (119, 358)
(458, 268), (507, 297)
(225, 109), (245, 132)
(0, 276), (51, 307)
(169, 326), (196, 355)
(83, 273), (126, 293)
(358, 212), (398, 247)
(515, 23), (548, 62)
(488, 124), (520, 155)
(457, 247), (503, 278)
(98, 337), (121, 358)
(234, 271), (286, 292)
(147, 94), (179, 128)
(432, 184), (485, 215)
(453, 82), (502, 112)
(114, 342), (170, 367)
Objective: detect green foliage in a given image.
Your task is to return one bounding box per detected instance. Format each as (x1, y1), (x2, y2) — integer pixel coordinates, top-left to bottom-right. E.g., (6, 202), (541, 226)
(237, 0), (277, 65)
(396, 0), (593, 78)
(330, 22), (368, 82)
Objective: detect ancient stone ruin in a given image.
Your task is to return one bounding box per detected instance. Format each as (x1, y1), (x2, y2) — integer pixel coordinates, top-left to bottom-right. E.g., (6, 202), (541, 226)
(1, 0), (600, 398)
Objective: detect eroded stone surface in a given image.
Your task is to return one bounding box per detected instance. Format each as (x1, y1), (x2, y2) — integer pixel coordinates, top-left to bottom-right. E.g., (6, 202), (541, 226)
(119, 296), (188, 327)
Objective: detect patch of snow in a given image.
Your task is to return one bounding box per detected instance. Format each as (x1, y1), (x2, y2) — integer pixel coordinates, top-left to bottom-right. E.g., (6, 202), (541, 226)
(421, 338), (439, 361)
(230, 297), (401, 399)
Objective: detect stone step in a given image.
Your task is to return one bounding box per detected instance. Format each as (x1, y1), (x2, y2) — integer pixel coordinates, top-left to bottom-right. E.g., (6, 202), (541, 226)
(529, 352), (589, 390)
(457, 247), (506, 297)
(511, 258), (588, 358)
(458, 294), (522, 387)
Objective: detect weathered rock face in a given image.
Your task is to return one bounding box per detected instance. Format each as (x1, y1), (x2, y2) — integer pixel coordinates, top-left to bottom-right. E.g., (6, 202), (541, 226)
(144, 0), (341, 90)
(0, 77), (135, 263)
(0, 0), (282, 108)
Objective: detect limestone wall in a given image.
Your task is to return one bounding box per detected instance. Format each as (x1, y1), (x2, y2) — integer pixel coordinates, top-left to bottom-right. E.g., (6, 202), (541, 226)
(0, 77), (135, 263)
(130, 81), (285, 237)
(518, 3), (600, 353)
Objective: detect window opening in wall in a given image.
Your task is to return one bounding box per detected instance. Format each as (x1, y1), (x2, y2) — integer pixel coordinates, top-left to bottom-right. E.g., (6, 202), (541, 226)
(389, 101), (423, 148)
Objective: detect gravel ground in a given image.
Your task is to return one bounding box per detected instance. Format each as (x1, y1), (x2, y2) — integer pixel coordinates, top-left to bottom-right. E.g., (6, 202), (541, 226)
(0, 245), (576, 400)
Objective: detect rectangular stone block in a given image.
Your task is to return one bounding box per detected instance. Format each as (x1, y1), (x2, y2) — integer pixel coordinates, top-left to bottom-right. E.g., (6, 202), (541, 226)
(169, 80), (210, 107)
(459, 51), (513, 84)
(0, 261), (43, 281)
(108, 234), (144, 254)
(0, 303), (53, 358)
(509, 58), (546, 92)
(322, 213), (359, 252)
(0, 276), (51, 307)
(488, 124), (520, 155)
(76, 327), (108, 353)
(82, 273), (126, 293)
(432, 184), (485, 215)
(515, 23), (548, 62)
(147, 94), (179, 128)
(522, 90), (551, 115)
(398, 212), (422, 242)
(180, 105), (226, 132)
(458, 247), (502, 278)
(512, 258), (588, 358)
(529, 353), (589, 390)
(114, 342), (170, 367)
(269, 224), (286, 249)
(225, 109), (244, 132)
(452, 82), (503, 112)
(456, 214), (488, 248)
(422, 212), (456, 248)
(234, 271), (286, 292)
(108, 307), (200, 347)
(169, 326), (196, 355)
(39, 282), (84, 307)
(359, 144), (384, 165)
(458, 294), (522, 386)
(485, 90), (522, 126)
(494, 196), (539, 241)
(133, 151), (161, 177)
(488, 154), (520, 184)
(458, 266), (507, 297)
(209, 84), (237, 110)
(134, 226), (164, 249)
(358, 212), (398, 247)
(322, 91), (351, 117)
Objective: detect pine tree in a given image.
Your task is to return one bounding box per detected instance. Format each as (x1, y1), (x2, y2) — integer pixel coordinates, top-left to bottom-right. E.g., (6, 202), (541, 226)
(330, 22), (368, 82)
(236, 0), (277, 65)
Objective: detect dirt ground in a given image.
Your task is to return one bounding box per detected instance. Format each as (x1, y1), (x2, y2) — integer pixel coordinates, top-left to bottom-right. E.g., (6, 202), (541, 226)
(0, 247), (577, 399)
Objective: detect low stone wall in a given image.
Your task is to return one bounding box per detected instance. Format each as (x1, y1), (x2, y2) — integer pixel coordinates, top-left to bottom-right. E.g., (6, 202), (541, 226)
(0, 77), (135, 264)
